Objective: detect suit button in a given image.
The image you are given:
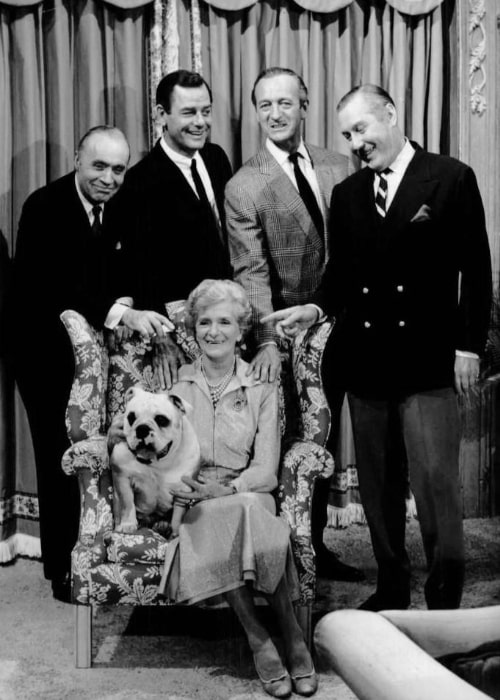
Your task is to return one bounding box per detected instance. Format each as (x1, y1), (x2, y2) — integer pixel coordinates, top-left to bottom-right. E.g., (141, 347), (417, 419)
(362, 287), (369, 294)
(364, 321), (371, 328)
(397, 285), (404, 292)
(398, 320), (406, 327)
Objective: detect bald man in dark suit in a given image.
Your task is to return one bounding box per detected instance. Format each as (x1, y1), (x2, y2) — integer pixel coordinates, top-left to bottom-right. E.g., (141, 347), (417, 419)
(12, 127), (170, 601)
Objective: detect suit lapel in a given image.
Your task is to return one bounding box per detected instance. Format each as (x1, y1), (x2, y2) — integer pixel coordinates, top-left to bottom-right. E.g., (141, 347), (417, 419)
(384, 150), (439, 228)
(199, 146), (225, 222)
(308, 146), (333, 210)
(257, 148), (317, 238)
(152, 142), (200, 207)
(65, 174), (95, 240)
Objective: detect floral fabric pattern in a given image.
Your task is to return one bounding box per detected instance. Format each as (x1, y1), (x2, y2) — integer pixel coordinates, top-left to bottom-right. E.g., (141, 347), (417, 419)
(60, 308), (336, 609)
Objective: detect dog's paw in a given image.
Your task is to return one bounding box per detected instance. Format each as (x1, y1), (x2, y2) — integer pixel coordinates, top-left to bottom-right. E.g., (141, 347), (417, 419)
(114, 520), (138, 534)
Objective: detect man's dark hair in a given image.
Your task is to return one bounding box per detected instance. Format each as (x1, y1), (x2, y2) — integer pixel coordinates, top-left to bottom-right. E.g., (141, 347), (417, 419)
(336, 84), (396, 113)
(156, 70), (212, 113)
(76, 125), (128, 156)
(251, 67), (308, 107)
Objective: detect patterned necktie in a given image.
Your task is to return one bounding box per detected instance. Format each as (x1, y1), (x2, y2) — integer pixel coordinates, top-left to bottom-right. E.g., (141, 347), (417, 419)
(190, 158), (217, 227)
(288, 152), (324, 234)
(375, 168), (392, 218)
(91, 205), (102, 236)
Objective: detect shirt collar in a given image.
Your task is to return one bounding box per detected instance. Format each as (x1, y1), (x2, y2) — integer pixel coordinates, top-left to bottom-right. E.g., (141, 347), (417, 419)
(386, 138), (415, 177)
(74, 174), (102, 217)
(266, 138), (311, 168)
(160, 135), (203, 168)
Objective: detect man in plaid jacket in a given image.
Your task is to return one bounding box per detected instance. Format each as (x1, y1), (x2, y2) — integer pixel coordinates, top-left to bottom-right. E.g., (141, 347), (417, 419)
(225, 67), (362, 583)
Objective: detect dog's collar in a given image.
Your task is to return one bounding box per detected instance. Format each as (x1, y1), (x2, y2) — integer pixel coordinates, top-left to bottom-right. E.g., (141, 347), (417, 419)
(129, 441), (172, 465)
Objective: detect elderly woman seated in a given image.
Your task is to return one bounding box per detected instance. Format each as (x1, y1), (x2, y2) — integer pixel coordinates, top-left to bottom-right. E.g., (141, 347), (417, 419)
(111, 279), (317, 699)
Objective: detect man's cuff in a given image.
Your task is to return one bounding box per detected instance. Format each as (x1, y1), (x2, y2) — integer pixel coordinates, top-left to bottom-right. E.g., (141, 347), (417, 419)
(258, 341), (278, 348)
(105, 298), (133, 330)
(305, 303), (326, 323)
(456, 350), (479, 359)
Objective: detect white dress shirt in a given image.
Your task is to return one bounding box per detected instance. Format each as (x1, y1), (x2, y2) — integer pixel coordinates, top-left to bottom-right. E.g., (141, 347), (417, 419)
(160, 137), (222, 229)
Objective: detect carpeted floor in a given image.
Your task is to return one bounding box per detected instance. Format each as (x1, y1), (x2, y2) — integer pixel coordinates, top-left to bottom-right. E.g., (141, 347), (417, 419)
(1, 517), (499, 700)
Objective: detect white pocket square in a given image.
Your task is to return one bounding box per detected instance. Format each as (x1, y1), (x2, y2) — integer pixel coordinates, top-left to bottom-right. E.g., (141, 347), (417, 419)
(115, 241), (122, 250)
(411, 204), (432, 223)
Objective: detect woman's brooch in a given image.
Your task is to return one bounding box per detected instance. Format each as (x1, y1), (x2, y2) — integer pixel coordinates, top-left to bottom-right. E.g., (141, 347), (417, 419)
(233, 390), (246, 412)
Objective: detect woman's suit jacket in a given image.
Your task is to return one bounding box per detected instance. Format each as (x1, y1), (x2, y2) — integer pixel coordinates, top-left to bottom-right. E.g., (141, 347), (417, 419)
(314, 145), (492, 398)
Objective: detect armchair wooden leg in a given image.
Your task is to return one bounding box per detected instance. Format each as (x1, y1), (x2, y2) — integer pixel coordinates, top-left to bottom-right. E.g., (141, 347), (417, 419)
(295, 603), (312, 649)
(75, 604), (92, 668)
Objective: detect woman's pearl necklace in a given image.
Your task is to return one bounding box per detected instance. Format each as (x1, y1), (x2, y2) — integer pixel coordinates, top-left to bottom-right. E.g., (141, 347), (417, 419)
(201, 358), (236, 406)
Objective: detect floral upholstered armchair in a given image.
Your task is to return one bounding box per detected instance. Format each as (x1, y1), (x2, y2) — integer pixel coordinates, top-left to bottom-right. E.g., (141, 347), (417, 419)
(60, 302), (335, 667)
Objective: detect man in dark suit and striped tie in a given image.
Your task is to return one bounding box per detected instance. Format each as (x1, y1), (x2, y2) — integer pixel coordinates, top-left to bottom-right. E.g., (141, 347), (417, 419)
(263, 84), (492, 611)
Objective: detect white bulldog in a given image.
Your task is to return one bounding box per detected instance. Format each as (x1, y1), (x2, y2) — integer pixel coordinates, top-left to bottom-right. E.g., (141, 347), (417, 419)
(110, 386), (200, 536)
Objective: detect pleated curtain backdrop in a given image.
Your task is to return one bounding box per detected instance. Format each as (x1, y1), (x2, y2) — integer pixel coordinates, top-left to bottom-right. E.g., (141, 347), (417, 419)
(0, 0), (449, 559)
(0, 0), (152, 561)
(150, 0), (448, 168)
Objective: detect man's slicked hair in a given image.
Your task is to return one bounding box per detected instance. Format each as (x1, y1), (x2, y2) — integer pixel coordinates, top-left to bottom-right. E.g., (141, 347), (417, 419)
(336, 84), (396, 114)
(156, 70), (212, 113)
(251, 67), (308, 107)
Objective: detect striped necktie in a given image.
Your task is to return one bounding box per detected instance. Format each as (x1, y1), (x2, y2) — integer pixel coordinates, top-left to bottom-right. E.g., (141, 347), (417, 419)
(375, 168), (391, 218)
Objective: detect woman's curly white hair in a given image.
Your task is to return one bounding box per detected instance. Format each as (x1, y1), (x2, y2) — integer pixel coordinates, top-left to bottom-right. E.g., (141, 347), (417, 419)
(185, 279), (252, 338)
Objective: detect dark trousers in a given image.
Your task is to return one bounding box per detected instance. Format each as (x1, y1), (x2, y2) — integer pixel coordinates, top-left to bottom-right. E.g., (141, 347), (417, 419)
(16, 340), (79, 582)
(348, 388), (464, 609)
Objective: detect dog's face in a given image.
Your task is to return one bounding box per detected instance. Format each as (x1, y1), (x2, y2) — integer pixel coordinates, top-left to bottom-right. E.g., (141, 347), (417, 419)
(123, 387), (189, 463)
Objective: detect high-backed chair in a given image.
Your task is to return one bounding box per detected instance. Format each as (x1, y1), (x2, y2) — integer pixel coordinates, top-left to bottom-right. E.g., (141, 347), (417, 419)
(60, 302), (336, 667)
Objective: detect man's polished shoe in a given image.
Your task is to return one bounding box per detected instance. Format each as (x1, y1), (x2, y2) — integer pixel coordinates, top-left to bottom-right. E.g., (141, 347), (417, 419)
(316, 552), (365, 582)
(51, 572), (72, 603)
(358, 592), (409, 612)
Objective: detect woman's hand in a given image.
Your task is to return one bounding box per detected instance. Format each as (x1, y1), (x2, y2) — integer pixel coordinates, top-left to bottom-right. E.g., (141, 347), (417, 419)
(171, 475), (235, 506)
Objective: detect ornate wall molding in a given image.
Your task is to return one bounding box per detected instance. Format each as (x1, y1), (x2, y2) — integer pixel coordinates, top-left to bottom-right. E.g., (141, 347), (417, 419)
(469, 0), (487, 114)
(190, 0), (203, 74)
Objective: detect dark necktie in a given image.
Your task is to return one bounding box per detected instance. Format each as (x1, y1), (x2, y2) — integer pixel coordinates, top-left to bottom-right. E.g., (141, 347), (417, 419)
(288, 152), (324, 234)
(190, 158), (218, 228)
(375, 168), (392, 218)
(91, 205), (102, 236)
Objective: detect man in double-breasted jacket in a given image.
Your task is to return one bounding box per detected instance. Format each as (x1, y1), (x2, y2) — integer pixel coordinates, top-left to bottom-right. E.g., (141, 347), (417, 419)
(263, 84), (492, 611)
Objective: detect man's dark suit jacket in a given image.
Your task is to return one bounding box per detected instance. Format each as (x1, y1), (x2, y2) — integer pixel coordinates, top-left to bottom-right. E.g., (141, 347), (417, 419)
(119, 141), (233, 311)
(12, 171), (125, 581)
(314, 145), (492, 398)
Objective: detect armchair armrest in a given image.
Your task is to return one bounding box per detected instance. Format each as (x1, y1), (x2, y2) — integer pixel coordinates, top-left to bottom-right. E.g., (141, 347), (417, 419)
(278, 440), (334, 605)
(62, 436), (113, 547)
(62, 436), (108, 476)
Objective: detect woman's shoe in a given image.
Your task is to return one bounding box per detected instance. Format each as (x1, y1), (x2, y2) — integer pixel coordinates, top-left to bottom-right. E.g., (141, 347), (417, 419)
(253, 655), (292, 698)
(290, 666), (318, 697)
